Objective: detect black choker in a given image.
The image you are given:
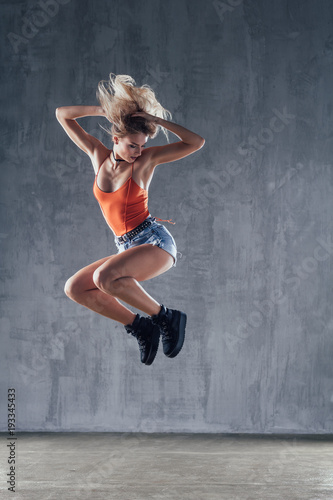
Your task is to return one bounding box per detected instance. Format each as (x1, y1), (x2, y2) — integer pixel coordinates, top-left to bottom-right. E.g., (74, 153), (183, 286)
(112, 150), (126, 162)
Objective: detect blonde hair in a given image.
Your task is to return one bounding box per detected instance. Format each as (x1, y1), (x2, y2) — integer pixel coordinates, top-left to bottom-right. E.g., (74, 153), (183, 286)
(96, 73), (172, 141)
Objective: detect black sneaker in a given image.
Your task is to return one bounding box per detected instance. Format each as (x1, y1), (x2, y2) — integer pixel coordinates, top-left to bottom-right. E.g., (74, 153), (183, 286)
(151, 305), (187, 358)
(124, 314), (160, 365)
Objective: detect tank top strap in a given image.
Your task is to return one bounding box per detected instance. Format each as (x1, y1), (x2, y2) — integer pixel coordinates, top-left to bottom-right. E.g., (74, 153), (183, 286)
(95, 163), (102, 176)
(96, 152), (110, 176)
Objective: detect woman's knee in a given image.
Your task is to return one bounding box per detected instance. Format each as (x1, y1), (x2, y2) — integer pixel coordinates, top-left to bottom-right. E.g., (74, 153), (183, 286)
(93, 265), (123, 294)
(64, 276), (84, 300)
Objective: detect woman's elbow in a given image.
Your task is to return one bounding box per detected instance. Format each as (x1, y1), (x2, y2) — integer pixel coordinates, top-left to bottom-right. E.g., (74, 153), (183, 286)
(55, 107), (69, 123)
(55, 107), (62, 120)
(196, 137), (205, 149)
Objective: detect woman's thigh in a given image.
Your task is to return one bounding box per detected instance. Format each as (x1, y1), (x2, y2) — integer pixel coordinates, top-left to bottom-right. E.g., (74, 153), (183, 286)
(66, 244), (173, 295)
(95, 244), (174, 284)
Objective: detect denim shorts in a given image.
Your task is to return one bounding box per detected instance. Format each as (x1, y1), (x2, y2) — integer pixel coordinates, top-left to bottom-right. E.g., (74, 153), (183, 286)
(114, 216), (177, 266)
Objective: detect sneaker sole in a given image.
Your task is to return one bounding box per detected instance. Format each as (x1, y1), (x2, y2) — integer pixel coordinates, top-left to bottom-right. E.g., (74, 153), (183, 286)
(167, 311), (187, 358)
(145, 326), (160, 365)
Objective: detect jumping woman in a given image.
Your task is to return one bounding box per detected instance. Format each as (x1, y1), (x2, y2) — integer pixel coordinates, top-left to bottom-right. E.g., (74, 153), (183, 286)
(56, 74), (205, 365)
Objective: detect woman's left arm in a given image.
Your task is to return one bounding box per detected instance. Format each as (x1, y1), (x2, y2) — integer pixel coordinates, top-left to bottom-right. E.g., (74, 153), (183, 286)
(132, 112), (205, 165)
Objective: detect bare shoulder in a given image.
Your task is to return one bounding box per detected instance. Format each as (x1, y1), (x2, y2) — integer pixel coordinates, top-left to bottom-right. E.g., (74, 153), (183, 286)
(134, 147), (156, 173)
(89, 140), (111, 175)
(132, 147), (157, 189)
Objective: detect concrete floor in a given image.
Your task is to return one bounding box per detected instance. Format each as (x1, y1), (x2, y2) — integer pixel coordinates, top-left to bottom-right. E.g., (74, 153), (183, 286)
(0, 433), (332, 500)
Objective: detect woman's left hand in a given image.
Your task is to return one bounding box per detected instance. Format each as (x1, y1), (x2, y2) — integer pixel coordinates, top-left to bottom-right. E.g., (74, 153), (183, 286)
(131, 111), (160, 123)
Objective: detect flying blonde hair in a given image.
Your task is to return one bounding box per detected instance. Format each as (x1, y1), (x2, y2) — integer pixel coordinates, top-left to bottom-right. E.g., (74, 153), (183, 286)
(96, 73), (172, 141)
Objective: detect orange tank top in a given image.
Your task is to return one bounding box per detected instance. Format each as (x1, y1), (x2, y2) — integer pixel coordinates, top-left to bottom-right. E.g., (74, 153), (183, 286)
(93, 161), (150, 236)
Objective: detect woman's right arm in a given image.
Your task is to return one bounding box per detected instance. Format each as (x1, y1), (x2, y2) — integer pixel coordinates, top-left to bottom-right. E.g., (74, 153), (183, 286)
(55, 106), (109, 170)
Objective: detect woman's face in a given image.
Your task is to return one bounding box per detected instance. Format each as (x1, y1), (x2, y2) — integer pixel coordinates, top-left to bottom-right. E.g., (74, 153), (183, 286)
(115, 133), (148, 163)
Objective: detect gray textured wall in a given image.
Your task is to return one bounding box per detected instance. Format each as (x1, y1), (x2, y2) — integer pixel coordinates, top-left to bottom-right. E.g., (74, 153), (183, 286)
(1, 0), (333, 433)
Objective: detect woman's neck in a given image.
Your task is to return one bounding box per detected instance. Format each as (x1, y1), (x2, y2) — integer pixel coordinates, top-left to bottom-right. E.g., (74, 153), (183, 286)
(112, 149), (126, 162)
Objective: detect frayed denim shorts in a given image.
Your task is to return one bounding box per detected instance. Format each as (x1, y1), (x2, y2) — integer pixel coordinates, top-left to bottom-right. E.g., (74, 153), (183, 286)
(114, 216), (177, 266)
